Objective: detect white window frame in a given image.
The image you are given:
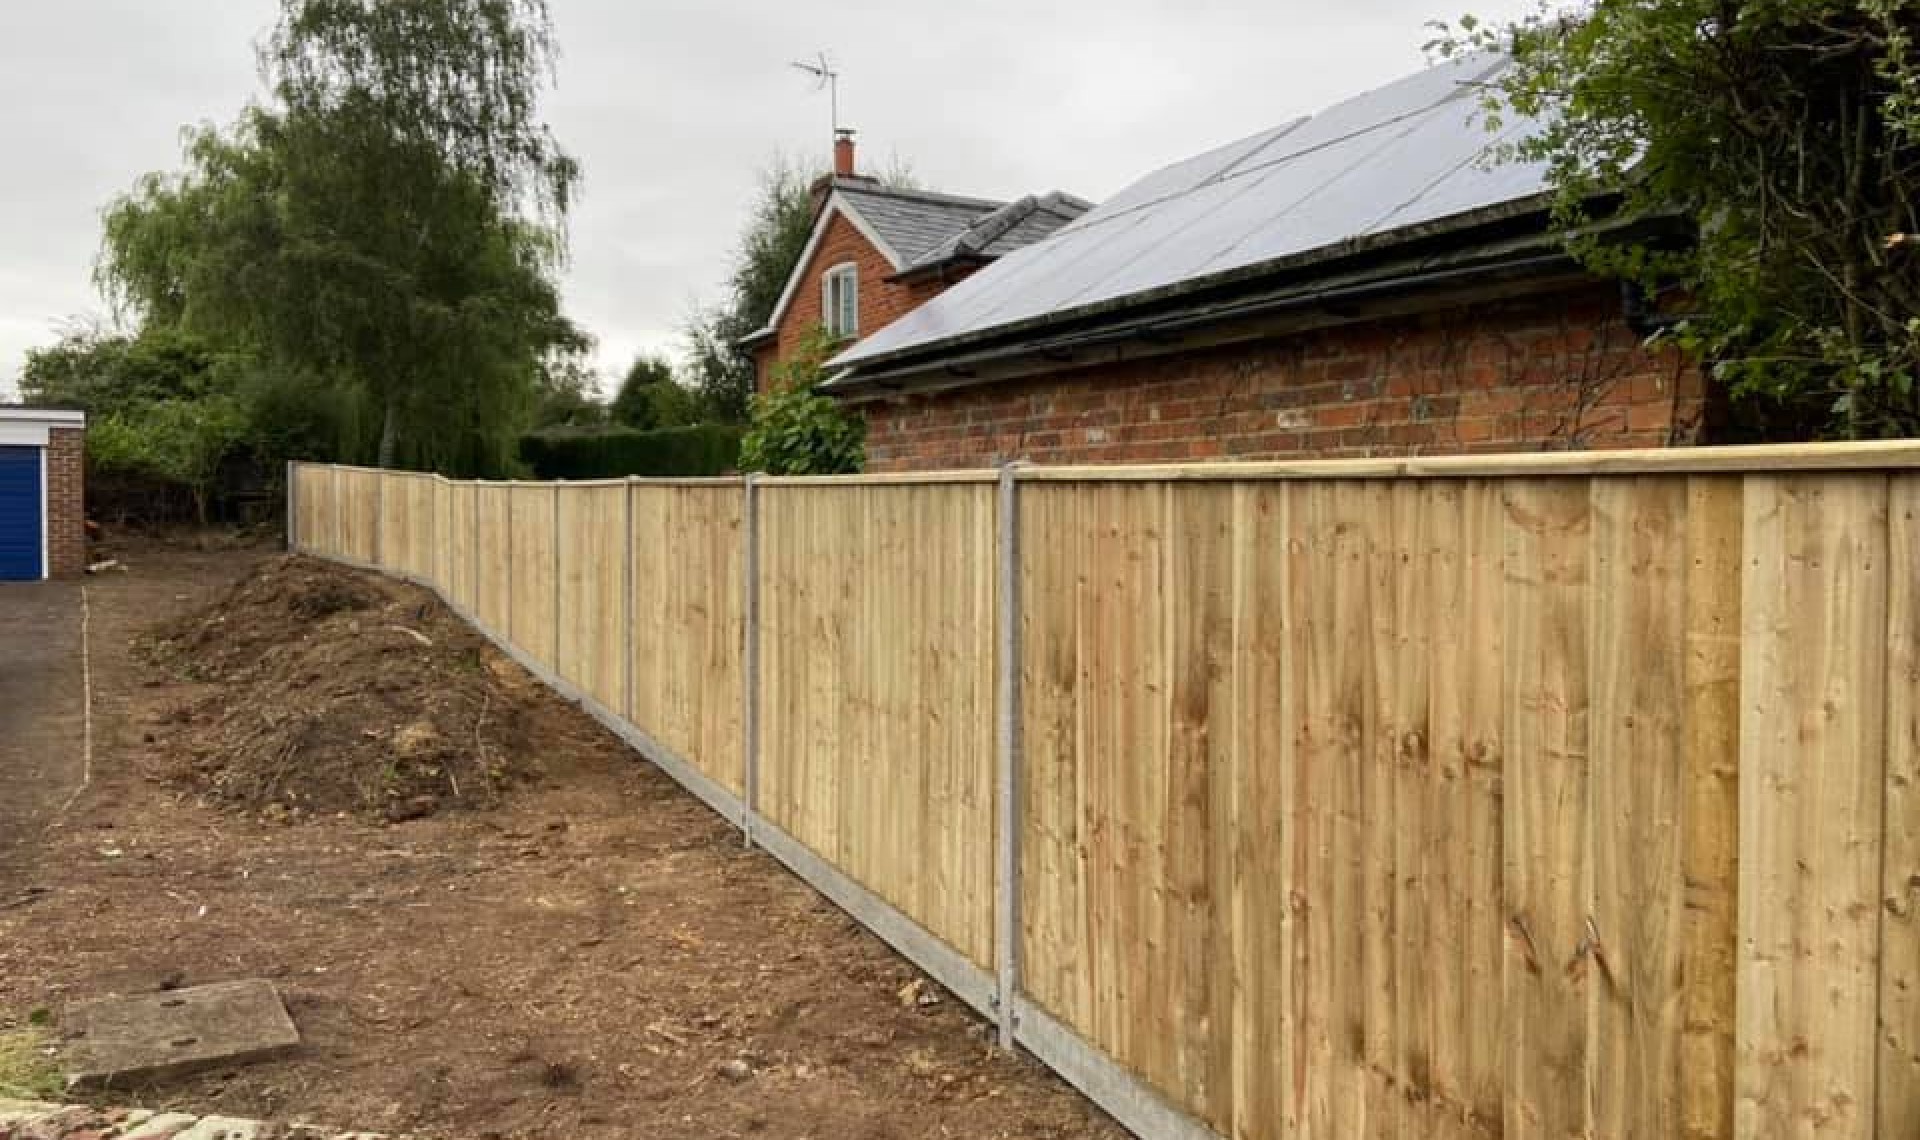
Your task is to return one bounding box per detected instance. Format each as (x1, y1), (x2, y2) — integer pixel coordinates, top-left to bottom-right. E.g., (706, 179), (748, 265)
(822, 262), (859, 338)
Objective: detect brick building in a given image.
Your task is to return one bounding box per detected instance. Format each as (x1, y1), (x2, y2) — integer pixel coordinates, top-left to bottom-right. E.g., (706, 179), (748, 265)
(0, 407), (86, 580)
(824, 55), (1706, 470)
(740, 130), (1088, 391)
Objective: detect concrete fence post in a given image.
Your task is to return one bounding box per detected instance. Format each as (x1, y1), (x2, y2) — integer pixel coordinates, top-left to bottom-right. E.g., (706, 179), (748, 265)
(995, 462), (1024, 1050)
(742, 473), (763, 849)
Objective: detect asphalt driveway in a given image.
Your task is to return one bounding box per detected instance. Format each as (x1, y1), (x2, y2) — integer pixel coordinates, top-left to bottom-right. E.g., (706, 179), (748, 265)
(0, 581), (85, 876)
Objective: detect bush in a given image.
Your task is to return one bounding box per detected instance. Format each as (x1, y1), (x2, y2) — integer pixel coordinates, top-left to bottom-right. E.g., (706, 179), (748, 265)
(518, 423), (744, 479)
(739, 327), (864, 475)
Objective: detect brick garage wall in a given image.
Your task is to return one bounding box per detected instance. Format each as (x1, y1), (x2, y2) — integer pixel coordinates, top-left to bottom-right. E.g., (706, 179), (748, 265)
(861, 285), (1706, 470)
(755, 211), (975, 392)
(45, 426), (85, 577)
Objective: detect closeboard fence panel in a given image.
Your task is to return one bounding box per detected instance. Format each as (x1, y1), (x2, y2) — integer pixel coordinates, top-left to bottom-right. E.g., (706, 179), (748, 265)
(758, 481), (999, 970)
(629, 483), (746, 794)
(556, 483), (629, 716)
(284, 454), (1920, 1140)
(508, 484), (559, 670)
(292, 464), (334, 558)
(338, 468), (380, 564)
(444, 481), (477, 613)
(474, 484), (513, 639)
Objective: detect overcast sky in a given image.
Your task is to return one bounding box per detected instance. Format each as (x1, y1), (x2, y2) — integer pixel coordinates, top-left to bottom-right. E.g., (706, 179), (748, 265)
(0, 0), (1536, 398)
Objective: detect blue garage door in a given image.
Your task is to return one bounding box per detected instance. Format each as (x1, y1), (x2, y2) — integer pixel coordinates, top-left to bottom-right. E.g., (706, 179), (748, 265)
(0, 445), (44, 581)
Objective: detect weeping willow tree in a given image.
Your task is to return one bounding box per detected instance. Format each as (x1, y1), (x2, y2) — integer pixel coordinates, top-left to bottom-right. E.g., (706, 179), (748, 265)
(99, 0), (582, 475)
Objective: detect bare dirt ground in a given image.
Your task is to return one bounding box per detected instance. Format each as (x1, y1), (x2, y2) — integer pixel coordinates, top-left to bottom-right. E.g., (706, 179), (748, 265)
(0, 536), (1125, 1140)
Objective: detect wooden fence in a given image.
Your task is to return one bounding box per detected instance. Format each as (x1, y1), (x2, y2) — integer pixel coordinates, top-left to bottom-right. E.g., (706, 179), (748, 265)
(287, 447), (1919, 1140)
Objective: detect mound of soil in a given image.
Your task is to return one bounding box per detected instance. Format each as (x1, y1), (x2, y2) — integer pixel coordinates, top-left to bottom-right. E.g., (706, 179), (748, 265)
(144, 555), (603, 822)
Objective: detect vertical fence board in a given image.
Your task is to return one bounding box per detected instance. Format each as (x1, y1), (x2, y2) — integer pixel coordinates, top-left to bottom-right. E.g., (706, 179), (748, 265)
(1736, 474), (1888, 1140)
(1286, 482), (1379, 1138)
(1881, 475), (1919, 1137)
(1682, 476), (1743, 1140)
(556, 485), (628, 713)
(1500, 478), (1591, 1140)
(1227, 482), (1293, 1140)
(1591, 477), (1689, 1138)
(1380, 483), (1435, 1140)
(760, 483), (997, 970)
(629, 484), (745, 792)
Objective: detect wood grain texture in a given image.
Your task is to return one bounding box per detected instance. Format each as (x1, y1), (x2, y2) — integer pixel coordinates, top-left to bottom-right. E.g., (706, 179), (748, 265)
(759, 483), (997, 969)
(1500, 478), (1591, 1140)
(556, 484), (628, 713)
(1590, 477), (1689, 1139)
(630, 484), (745, 792)
(1881, 474), (1919, 1139)
(1736, 474), (1888, 1140)
(1682, 476), (1743, 1140)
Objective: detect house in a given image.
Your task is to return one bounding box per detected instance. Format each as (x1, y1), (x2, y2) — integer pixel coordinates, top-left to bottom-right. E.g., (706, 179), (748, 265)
(0, 407), (86, 580)
(822, 54), (1708, 471)
(739, 130), (1089, 391)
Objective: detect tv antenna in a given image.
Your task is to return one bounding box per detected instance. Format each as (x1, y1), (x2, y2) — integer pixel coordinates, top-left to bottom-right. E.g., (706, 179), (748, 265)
(790, 51), (841, 140)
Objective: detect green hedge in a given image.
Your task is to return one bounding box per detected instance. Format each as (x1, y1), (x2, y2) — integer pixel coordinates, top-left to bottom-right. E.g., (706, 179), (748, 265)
(519, 424), (744, 479)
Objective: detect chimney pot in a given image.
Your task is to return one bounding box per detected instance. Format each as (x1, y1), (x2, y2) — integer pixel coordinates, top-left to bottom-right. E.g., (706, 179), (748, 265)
(834, 128), (856, 178)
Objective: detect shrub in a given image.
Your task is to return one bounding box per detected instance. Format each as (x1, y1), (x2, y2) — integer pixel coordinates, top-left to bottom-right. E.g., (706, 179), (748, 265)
(739, 327), (864, 475)
(518, 423), (743, 479)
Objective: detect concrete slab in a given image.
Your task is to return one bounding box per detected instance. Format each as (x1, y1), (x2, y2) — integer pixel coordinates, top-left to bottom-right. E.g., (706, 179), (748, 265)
(62, 980), (300, 1092)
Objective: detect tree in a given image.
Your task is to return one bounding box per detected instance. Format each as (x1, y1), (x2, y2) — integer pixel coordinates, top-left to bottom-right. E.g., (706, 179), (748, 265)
(1435, 0), (1920, 437)
(681, 157), (818, 424)
(531, 351), (608, 428)
(738, 327), (864, 475)
(610, 352), (697, 429)
(98, 0), (581, 476)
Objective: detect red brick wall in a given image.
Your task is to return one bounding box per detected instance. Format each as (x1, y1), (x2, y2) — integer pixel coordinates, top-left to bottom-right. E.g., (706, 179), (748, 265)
(754, 210), (975, 392)
(861, 286), (1705, 470)
(45, 426), (85, 577)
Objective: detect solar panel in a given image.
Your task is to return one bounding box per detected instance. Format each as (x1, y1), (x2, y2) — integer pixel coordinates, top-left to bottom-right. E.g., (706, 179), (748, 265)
(831, 52), (1551, 372)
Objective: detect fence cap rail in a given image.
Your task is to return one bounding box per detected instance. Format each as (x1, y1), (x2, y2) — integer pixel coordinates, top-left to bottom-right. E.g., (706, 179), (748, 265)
(295, 440), (1920, 488)
(759, 471), (1001, 487)
(1016, 440), (1920, 482)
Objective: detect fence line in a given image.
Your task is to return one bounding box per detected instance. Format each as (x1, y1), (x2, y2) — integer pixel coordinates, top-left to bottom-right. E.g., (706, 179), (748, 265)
(286, 447), (1920, 1140)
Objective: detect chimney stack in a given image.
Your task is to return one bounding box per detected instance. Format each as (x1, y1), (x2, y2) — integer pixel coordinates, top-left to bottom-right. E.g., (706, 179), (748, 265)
(833, 128), (856, 177)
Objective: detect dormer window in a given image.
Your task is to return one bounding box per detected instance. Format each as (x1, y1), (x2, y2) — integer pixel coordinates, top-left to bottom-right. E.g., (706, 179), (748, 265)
(823, 263), (858, 338)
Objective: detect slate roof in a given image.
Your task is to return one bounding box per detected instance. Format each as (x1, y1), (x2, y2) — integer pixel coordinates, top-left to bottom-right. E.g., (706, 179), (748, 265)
(834, 182), (1005, 265)
(903, 192), (1093, 273)
(828, 52), (1554, 377)
(740, 178), (1089, 346)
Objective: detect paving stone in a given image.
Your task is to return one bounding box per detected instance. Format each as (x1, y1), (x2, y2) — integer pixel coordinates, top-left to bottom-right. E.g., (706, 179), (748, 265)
(62, 981), (300, 1093)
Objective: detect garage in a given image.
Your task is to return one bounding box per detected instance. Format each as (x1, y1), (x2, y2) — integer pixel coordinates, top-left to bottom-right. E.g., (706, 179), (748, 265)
(0, 407), (86, 581)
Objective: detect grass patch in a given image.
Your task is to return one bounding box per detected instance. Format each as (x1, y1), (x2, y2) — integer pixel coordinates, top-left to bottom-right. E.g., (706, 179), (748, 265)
(0, 1025), (64, 1101)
